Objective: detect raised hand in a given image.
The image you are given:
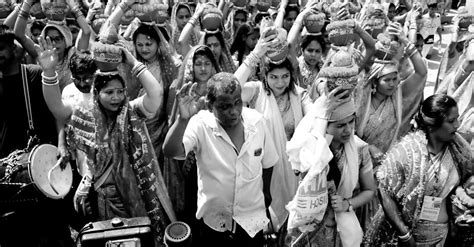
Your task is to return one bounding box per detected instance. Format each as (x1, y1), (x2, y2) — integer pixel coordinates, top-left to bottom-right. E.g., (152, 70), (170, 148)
(324, 86), (351, 113)
(253, 31), (279, 58)
(120, 46), (137, 66)
(387, 22), (408, 44)
(37, 36), (58, 72)
(177, 82), (202, 120)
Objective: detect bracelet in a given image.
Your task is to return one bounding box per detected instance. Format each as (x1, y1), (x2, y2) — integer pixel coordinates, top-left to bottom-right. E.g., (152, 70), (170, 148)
(243, 51), (260, 68)
(460, 66), (468, 75)
(188, 16), (198, 26)
(408, 49), (418, 58)
(315, 116), (329, 121)
(42, 79), (59, 86)
(19, 9), (29, 19)
(72, 6), (83, 18)
(41, 72), (58, 80)
(119, 2), (130, 12)
(398, 231), (412, 242)
(131, 62), (147, 78)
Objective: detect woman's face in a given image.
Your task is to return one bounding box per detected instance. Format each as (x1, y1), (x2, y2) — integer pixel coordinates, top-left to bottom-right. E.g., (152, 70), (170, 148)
(176, 7), (191, 29)
(233, 12), (246, 30)
(46, 29), (66, 59)
(135, 33), (158, 62)
(283, 10), (298, 31)
(244, 31), (259, 51)
(193, 54), (215, 83)
(30, 28), (42, 44)
(98, 79), (126, 112)
(303, 40), (323, 67)
(430, 106), (460, 143)
(327, 114), (355, 145)
(206, 36), (222, 61)
(376, 72), (399, 96)
(266, 67), (291, 97)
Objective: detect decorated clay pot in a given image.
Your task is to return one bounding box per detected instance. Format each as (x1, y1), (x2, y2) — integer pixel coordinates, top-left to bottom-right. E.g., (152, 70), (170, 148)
(233, 0), (246, 8)
(92, 43), (122, 72)
(256, 0), (270, 12)
(288, 0), (297, 6)
(263, 27), (289, 63)
(327, 19), (355, 46)
(304, 11), (325, 34)
(270, 0), (278, 8)
(0, 0), (13, 19)
(120, 9), (135, 25)
(201, 8), (222, 31)
(41, 0), (70, 21)
(30, 2), (47, 19)
(319, 66), (359, 95)
(155, 3), (168, 23)
(92, 17), (106, 33)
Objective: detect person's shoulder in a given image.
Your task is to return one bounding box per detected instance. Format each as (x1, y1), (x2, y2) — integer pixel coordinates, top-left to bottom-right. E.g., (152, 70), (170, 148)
(242, 107), (265, 125)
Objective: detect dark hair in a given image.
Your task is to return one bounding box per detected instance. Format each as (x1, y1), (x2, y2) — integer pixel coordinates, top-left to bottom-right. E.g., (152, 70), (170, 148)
(263, 58), (297, 95)
(230, 23), (258, 65)
(193, 45), (220, 73)
(132, 24), (161, 61)
(0, 25), (15, 46)
(301, 34), (326, 54)
(94, 73), (126, 93)
(234, 9), (248, 21)
(414, 94), (457, 132)
(30, 20), (46, 33)
(69, 52), (97, 76)
(204, 31), (226, 51)
(284, 6), (299, 18)
(254, 12), (270, 25)
(176, 3), (191, 18)
(207, 72), (240, 105)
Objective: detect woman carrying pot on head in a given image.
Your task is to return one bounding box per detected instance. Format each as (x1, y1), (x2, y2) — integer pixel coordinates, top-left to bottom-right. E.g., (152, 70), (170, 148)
(107, 0), (179, 163)
(285, 90), (376, 247)
(223, 5), (248, 44)
(15, 0), (91, 91)
(233, 27), (318, 243)
(39, 35), (175, 246)
(164, 45), (220, 237)
(355, 22), (427, 168)
(366, 94), (472, 247)
(287, 2), (327, 89)
(171, 2), (200, 56)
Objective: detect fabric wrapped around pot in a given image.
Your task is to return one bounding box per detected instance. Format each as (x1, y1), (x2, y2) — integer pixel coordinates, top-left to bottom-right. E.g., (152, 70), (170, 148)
(93, 22), (122, 72)
(92, 16), (107, 34)
(201, 7), (223, 32)
(40, 0), (70, 21)
(326, 19), (355, 46)
(256, 0), (271, 13)
(132, 0), (168, 24)
(304, 11), (325, 35)
(0, 0), (13, 19)
(374, 33), (401, 61)
(319, 66), (359, 95)
(262, 27), (289, 64)
(363, 4), (387, 39)
(121, 8), (136, 25)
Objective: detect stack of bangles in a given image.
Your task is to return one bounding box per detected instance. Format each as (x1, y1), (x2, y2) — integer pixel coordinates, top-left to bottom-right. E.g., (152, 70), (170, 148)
(188, 16), (199, 26)
(42, 72), (59, 86)
(71, 5), (84, 19)
(242, 52), (260, 68)
(405, 42), (417, 58)
(132, 62), (147, 78)
(398, 231), (412, 242)
(19, 6), (30, 19)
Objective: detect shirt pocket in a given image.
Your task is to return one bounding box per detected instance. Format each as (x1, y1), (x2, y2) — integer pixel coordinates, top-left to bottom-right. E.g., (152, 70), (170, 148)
(240, 145), (264, 181)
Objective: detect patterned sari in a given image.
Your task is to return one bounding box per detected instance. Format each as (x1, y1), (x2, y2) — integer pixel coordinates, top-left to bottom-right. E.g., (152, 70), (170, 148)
(364, 131), (473, 246)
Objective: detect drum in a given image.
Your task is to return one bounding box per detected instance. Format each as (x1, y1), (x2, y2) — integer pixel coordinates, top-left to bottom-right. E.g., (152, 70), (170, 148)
(0, 144), (73, 201)
(164, 221), (192, 247)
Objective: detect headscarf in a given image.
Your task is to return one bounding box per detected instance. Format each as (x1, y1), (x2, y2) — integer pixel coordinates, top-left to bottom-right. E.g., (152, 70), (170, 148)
(329, 100), (356, 122)
(199, 32), (237, 73)
(41, 20), (73, 48)
(170, 3), (200, 51)
(224, 7), (248, 43)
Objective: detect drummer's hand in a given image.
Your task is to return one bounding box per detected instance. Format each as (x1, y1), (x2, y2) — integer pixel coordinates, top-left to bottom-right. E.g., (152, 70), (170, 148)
(57, 144), (70, 170)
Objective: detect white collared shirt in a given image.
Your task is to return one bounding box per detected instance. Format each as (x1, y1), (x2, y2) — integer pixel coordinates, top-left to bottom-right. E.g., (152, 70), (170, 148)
(183, 108), (278, 237)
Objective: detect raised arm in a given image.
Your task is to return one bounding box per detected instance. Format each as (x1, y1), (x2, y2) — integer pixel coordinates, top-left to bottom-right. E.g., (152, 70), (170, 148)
(121, 47), (163, 114)
(66, 0), (91, 51)
(3, 3), (20, 29)
(274, 0), (288, 28)
(163, 82), (202, 158)
(177, 3), (206, 56)
(288, 6), (314, 61)
(233, 32), (277, 85)
(14, 0), (38, 60)
(39, 37), (73, 122)
(354, 21), (375, 73)
(107, 0), (135, 29)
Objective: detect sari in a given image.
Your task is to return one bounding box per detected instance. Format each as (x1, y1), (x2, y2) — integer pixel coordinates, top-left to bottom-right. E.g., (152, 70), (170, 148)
(199, 33), (237, 73)
(297, 56), (320, 90)
(170, 3), (201, 56)
(245, 80), (311, 231)
(65, 83), (176, 246)
(364, 131), (473, 246)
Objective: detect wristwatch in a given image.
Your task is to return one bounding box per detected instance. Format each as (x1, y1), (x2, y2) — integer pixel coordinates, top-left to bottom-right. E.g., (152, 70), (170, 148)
(345, 199), (353, 212)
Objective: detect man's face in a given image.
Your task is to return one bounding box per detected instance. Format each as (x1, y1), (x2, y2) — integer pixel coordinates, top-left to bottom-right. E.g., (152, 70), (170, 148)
(31, 28), (42, 44)
(0, 41), (14, 68)
(211, 84), (243, 129)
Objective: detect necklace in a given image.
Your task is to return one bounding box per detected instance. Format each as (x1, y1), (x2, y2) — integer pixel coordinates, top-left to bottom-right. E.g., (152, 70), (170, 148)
(276, 93), (290, 112)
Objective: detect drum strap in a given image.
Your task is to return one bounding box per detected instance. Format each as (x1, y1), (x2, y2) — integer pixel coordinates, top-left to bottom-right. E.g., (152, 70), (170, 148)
(20, 65), (34, 131)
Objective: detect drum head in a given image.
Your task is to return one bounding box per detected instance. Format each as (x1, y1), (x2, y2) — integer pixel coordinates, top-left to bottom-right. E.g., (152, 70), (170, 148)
(28, 144), (72, 199)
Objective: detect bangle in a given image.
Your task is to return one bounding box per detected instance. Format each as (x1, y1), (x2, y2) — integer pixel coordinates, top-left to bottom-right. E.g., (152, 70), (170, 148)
(72, 6), (83, 18)
(398, 231), (412, 242)
(408, 49), (418, 58)
(19, 9), (29, 19)
(41, 72), (58, 81)
(131, 62), (147, 78)
(188, 16), (198, 26)
(315, 116), (328, 121)
(42, 79), (59, 86)
(243, 51), (260, 68)
(460, 66), (469, 75)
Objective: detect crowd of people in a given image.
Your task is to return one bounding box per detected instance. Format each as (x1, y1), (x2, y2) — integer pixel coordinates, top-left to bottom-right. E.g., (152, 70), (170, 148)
(0, 0), (472, 246)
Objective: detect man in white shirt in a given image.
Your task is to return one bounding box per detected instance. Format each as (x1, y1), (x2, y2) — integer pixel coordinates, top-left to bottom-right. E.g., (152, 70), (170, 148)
(164, 72), (278, 246)
(419, 3), (442, 58)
